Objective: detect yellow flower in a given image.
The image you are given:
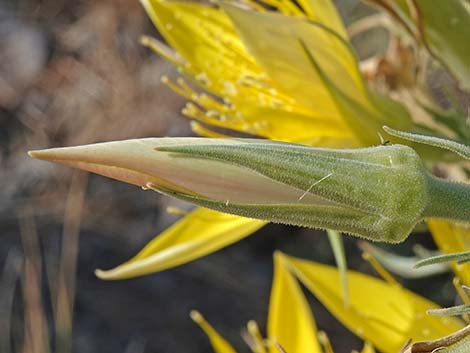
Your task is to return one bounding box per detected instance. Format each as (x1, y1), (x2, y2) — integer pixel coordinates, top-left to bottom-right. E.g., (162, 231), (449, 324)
(96, 207), (265, 279)
(189, 252), (375, 353)
(283, 253), (465, 353)
(188, 252), (463, 353)
(141, 0), (412, 146)
(29, 0), (420, 279)
(91, 0), (416, 280)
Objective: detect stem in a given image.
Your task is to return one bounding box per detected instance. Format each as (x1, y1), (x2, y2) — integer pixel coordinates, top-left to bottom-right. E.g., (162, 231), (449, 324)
(424, 174), (470, 222)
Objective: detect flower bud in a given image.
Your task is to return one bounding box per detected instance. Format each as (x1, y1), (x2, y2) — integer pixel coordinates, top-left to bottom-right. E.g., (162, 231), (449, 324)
(30, 138), (435, 243)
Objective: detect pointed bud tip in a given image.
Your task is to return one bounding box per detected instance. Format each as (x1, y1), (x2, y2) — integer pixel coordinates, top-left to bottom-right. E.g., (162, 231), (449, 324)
(94, 269), (111, 280)
(28, 148), (67, 162)
(28, 150), (44, 159)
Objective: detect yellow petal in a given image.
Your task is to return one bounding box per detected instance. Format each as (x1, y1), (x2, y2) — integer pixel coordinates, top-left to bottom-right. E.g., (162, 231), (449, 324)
(141, 0), (266, 102)
(233, 104), (354, 143)
(285, 255), (464, 353)
(268, 252), (321, 353)
(223, 5), (412, 146)
(181, 101), (352, 143)
(297, 0), (347, 38)
(96, 208), (265, 279)
(428, 219), (470, 285)
(190, 310), (238, 353)
(222, 5), (364, 118)
(142, 0), (351, 143)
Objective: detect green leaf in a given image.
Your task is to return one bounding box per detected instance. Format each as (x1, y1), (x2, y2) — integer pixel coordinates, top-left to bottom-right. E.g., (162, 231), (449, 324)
(383, 125), (470, 160)
(415, 252), (470, 269)
(327, 230), (349, 307)
(428, 305), (470, 317)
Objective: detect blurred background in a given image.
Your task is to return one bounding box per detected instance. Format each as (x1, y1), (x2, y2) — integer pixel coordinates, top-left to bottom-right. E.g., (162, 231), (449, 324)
(0, 0), (459, 352)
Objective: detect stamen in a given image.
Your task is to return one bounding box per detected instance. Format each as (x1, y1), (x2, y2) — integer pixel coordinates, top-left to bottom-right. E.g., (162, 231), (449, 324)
(189, 310), (236, 350)
(197, 93), (231, 112)
(190, 121), (231, 138)
(183, 102), (243, 130)
(318, 331), (335, 353)
(140, 35), (186, 67)
(265, 339), (287, 353)
(166, 206), (188, 216)
(161, 76), (193, 99)
(238, 0), (267, 12)
(199, 22), (259, 70)
(274, 343), (287, 353)
(453, 277), (470, 304)
(247, 321), (267, 353)
(182, 103), (217, 124)
(176, 77), (196, 96)
(362, 251), (400, 287)
(190, 310), (206, 325)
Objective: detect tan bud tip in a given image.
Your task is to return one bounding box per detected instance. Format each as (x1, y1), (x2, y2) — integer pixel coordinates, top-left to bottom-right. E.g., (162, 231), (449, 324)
(28, 149), (54, 161)
(28, 150), (41, 159)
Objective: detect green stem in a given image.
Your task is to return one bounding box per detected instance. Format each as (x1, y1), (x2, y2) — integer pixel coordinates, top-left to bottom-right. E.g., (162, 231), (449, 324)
(424, 174), (470, 222)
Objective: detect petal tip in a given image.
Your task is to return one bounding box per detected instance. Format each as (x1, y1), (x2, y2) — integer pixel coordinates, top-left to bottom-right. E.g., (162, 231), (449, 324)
(273, 250), (286, 261)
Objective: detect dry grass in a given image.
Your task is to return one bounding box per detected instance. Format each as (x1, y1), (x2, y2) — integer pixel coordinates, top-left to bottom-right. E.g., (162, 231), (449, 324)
(1, 1), (190, 351)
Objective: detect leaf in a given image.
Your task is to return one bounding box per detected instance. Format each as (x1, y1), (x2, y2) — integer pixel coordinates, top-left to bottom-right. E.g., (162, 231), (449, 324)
(383, 126), (470, 160)
(286, 255), (465, 353)
(327, 230), (349, 307)
(268, 253), (321, 353)
(401, 325), (470, 353)
(428, 305), (470, 318)
(95, 208), (265, 279)
(415, 252), (470, 269)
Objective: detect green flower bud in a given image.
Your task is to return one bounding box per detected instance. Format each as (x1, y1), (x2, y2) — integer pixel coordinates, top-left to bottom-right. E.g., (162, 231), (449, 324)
(29, 138), (470, 243)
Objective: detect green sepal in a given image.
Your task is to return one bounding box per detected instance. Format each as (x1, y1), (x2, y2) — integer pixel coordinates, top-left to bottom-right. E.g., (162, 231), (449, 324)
(156, 142), (429, 242)
(384, 125), (470, 160)
(415, 251), (470, 269)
